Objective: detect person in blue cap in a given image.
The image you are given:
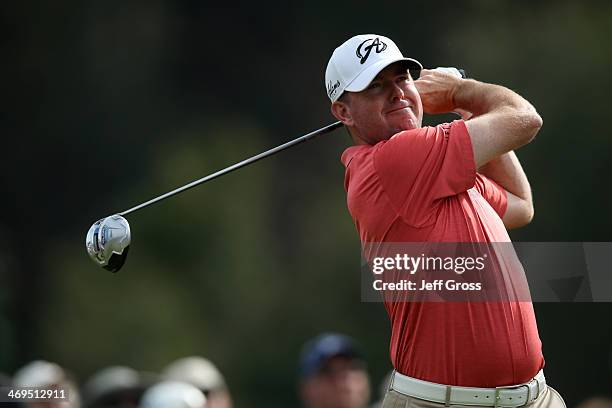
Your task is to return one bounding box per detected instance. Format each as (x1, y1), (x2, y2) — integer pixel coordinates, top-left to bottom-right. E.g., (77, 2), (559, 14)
(299, 333), (371, 408)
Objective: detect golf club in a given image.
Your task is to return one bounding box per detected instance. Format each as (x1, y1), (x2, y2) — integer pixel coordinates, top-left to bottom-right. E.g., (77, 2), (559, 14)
(86, 121), (343, 272)
(85, 67), (467, 273)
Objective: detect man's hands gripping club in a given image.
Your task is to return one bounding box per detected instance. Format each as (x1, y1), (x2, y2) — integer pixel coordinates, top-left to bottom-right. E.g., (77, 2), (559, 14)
(415, 69), (542, 169)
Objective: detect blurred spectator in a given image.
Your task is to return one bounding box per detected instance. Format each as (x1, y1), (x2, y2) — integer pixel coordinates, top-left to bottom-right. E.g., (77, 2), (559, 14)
(162, 357), (231, 408)
(299, 333), (370, 408)
(576, 398), (612, 408)
(82, 366), (154, 408)
(139, 381), (206, 408)
(13, 360), (81, 408)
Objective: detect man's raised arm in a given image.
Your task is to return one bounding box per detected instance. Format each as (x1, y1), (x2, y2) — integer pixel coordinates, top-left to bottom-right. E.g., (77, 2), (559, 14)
(415, 70), (542, 228)
(415, 70), (543, 168)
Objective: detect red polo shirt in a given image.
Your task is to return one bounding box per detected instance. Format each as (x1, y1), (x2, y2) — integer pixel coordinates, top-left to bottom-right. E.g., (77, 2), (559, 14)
(341, 120), (543, 387)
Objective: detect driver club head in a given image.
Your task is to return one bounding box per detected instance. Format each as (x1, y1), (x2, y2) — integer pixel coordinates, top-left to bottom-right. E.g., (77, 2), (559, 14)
(86, 214), (131, 273)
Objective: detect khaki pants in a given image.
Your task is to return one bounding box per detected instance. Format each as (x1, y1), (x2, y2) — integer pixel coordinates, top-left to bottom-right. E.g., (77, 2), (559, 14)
(382, 385), (566, 408)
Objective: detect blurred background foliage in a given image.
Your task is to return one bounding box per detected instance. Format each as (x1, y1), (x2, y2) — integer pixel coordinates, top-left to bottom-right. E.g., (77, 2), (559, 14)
(1, 0), (611, 406)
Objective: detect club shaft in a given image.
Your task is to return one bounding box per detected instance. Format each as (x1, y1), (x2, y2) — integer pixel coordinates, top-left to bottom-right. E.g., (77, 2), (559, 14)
(119, 121), (344, 216)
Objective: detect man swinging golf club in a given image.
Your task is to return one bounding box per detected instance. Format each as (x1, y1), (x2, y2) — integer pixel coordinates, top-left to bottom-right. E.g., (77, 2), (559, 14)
(327, 34), (565, 408)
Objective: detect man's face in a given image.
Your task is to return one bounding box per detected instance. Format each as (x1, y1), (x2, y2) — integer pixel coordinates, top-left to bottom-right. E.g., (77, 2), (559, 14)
(332, 62), (423, 145)
(301, 356), (370, 408)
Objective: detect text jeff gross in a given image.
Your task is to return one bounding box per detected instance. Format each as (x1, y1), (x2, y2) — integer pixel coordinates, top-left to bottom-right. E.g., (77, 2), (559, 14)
(373, 279), (483, 291)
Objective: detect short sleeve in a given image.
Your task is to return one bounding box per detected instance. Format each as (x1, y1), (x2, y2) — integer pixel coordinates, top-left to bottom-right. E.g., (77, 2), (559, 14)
(474, 173), (508, 218)
(373, 120), (476, 226)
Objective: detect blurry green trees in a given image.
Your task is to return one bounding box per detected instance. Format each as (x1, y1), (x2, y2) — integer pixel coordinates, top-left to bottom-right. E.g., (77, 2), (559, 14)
(1, 1), (611, 406)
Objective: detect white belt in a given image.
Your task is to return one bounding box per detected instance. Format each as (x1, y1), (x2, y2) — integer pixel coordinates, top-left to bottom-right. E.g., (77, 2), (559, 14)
(389, 370), (546, 407)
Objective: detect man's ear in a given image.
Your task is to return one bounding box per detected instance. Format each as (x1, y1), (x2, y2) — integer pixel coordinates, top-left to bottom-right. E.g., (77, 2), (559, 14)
(331, 100), (354, 126)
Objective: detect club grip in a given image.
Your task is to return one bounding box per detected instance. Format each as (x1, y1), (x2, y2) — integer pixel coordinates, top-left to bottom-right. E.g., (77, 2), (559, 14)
(432, 67), (467, 79)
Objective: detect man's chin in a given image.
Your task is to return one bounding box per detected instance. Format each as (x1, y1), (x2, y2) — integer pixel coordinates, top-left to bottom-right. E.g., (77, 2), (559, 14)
(404, 119), (418, 130)
(394, 118), (418, 132)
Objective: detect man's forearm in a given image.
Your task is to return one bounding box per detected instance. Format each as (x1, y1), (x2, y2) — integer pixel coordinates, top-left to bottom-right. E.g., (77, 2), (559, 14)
(456, 103), (532, 204)
(452, 79), (539, 118)
(452, 78), (541, 168)
(478, 151), (532, 203)
(457, 107), (532, 202)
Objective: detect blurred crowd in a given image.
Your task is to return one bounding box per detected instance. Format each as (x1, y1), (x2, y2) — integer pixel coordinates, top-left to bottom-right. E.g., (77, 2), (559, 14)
(0, 355), (231, 408)
(0, 332), (383, 408)
(1, 333), (610, 408)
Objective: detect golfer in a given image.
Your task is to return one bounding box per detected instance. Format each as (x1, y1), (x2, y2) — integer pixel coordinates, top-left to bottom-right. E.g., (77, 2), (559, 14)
(326, 34), (565, 408)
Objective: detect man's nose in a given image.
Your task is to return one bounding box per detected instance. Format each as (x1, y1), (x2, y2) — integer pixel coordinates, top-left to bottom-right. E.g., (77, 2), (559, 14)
(390, 82), (405, 101)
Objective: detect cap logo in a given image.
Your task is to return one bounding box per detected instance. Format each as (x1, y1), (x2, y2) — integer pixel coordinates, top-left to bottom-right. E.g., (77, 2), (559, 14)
(327, 80), (340, 98)
(356, 37), (387, 64)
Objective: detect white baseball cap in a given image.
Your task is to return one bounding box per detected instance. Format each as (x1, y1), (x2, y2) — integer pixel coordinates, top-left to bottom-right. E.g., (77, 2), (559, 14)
(163, 356), (227, 392)
(140, 381), (206, 408)
(325, 34), (422, 102)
